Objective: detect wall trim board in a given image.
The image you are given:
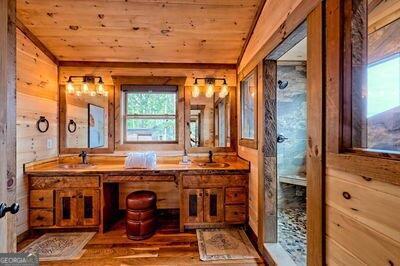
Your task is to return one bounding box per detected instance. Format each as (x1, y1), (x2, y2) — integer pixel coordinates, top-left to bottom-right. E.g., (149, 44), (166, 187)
(238, 0), (319, 75)
(59, 61), (237, 70)
(15, 18), (59, 66)
(236, 0), (267, 66)
(327, 152), (400, 186)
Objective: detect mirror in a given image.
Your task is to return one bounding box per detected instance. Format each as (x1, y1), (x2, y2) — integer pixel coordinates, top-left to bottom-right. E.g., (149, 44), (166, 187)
(60, 83), (114, 153)
(187, 85), (235, 151)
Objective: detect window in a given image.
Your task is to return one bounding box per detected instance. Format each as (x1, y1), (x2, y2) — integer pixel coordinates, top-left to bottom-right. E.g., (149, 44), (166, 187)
(122, 85), (178, 143)
(348, 1), (400, 153)
(240, 68), (257, 148)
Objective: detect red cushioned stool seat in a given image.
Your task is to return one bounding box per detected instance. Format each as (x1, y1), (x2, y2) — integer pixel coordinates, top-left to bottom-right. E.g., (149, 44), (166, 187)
(126, 190), (157, 240)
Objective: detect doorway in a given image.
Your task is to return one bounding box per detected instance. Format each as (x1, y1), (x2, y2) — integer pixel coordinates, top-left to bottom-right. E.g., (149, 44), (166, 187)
(260, 4), (324, 265)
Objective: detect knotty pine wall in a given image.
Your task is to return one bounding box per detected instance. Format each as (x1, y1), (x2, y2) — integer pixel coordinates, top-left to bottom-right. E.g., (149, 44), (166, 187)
(59, 66), (236, 211)
(325, 166), (400, 265)
(237, 62), (263, 236)
(16, 28), (58, 235)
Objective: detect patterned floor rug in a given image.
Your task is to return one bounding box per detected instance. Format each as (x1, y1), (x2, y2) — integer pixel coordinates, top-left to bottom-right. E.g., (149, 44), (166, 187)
(197, 228), (259, 261)
(20, 232), (95, 261)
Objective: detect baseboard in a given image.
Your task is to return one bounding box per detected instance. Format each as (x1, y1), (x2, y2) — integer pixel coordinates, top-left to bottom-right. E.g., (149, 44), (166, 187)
(245, 225), (268, 265)
(17, 230), (31, 243)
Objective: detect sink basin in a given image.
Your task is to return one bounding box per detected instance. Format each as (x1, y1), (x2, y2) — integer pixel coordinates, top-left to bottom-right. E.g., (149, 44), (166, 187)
(58, 164), (94, 169)
(197, 162), (230, 168)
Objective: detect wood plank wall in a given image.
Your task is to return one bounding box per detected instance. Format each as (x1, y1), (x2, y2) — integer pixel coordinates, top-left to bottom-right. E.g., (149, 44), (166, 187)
(325, 0), (400, 264)
(16, 28), (58, 235)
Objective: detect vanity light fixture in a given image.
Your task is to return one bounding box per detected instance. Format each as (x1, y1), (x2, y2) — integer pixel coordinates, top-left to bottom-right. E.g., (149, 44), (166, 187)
(66, 76), (75, 94)
(192, 77), (229, 98)
(66, 76), (107, 97)
(205, 79), (215, 98)
(192, 80), (200, 97)
(82, 77), (90, 94)
(219, 79), (229, 98)
(96, 77), (105, 95)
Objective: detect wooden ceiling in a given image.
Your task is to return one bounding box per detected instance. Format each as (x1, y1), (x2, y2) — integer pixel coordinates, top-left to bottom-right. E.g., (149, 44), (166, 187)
(16, 0), (262, 63)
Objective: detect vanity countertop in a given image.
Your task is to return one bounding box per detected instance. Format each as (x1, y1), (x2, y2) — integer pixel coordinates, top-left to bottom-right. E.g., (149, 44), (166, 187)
(24, 156), (250, 176)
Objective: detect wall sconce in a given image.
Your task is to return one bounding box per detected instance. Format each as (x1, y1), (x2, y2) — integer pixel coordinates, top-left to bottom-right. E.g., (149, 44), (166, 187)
(192, 77), (229, 98)
(66, 76), (107, 97)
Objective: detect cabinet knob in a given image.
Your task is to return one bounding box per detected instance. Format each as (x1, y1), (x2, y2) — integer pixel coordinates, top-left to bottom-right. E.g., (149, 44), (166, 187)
(38, 197), (44, 201)
(199, 193), (203, 197)
(36, 215), (44, 221)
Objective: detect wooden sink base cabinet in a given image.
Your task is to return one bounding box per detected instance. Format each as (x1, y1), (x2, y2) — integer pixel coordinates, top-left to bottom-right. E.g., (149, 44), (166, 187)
(26, 161), (249, 233)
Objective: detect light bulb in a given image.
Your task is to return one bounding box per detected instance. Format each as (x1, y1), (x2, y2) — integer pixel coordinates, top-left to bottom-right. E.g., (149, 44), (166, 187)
(66, 77), (75, 94)
(89, 90), (96, 97)
(205, 82), (214, 98)
(82, 78), (89, 94)
(75, 90), (82, 97)
(96, 78), (105, 95)
(192, 82), (200, 97)
(219, 80), (229, 98)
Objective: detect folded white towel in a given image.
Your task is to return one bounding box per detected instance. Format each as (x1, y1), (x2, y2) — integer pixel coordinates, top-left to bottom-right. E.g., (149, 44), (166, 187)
(125, 152), (157, 169)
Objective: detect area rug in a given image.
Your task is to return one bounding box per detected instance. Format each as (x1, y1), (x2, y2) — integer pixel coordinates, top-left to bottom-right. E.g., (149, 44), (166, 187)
(20, 232), (95, 261)
(197, 228), (259, 261)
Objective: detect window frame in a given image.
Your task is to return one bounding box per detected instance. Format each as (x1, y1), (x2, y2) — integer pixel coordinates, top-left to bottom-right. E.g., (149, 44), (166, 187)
(239, 67), (258, 149)
(122, 85), (179, 144)
(341, 0), (400, 160)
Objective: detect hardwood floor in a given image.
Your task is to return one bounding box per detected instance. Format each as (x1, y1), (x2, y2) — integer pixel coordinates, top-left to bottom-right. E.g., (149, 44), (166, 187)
(18, 216), (265, 265)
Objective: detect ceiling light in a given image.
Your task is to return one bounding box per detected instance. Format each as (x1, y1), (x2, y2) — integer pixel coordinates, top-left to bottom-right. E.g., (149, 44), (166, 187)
(219, 79), (229, 98)
(66, 77), (75, 94)
(192, 80), (200, 98)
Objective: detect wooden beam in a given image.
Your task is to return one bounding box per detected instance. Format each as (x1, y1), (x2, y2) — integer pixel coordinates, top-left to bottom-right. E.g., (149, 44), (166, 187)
(0, 0), (17, 253)
(261, 59), (277, 244)
(306, 2), (325, 266)
(15, 18), (59, 65)
(236, 0), (267, 66)
(59, 61), (236, 70)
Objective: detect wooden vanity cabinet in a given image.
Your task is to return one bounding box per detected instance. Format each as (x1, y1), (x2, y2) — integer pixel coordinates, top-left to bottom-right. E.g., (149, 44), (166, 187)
(181, 174), (248, 229)
(29, 176), (100, 229)
(55, 189), (99, 227)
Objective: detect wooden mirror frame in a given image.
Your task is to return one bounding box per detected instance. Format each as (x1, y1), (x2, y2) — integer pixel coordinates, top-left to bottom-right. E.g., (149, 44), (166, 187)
(185, 85), (237, 153)
(59, 84), (115, 154)
(238, 67), (258, 149)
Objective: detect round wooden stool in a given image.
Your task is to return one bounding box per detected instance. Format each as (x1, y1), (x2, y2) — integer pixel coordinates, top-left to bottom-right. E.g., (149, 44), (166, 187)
(126, 190), (157, 240)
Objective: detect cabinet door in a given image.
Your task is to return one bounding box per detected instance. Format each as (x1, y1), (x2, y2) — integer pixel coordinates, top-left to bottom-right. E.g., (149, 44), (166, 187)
(78, 189), (100, 226)
(204, 188), (224, 223)
(183, 189), (203, 224)
(55, 190), (78, 227)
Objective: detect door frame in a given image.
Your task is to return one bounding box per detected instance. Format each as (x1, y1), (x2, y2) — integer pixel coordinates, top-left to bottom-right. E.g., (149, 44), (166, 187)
(0, 0), (17, 253)
(259, 3), (325, 266)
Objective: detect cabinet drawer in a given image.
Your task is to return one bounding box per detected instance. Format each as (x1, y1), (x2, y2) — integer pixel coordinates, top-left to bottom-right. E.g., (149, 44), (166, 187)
(183, 175), (247, 188)
(30, 190), (53, 208)
(225, 205), (246, 223)
(30, 176), (99, 189)
(30, 209), (54, 227)
(225, 187), (246, 204)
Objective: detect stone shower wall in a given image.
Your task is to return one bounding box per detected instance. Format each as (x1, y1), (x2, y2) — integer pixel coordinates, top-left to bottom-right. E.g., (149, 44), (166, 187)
(277, 62), (307, 209)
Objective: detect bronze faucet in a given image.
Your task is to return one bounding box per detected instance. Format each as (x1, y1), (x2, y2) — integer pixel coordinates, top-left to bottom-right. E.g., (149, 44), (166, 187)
(79, 151), (88, 164)
(208, 150), (213, 163)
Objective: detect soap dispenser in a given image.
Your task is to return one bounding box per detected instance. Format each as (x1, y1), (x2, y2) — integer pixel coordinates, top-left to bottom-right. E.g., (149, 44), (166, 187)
(182, 149), (190, 164)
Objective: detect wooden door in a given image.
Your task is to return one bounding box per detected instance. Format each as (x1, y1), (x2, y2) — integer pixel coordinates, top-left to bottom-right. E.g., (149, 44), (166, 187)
(204, 188), (224, 223)
(78, 189), (99, 226)
(0, 0), (17, 253)
(182, 189), (203, 224)
(55, 190), (78, 227)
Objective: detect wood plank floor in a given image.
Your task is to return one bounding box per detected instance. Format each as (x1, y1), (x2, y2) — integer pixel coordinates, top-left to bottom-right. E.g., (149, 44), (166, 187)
(18, 218), (265, 266)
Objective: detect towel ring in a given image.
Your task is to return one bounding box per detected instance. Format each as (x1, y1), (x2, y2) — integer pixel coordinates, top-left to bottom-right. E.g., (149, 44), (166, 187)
(36, 116), (49, 133)
(68, 119), (77, 133)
